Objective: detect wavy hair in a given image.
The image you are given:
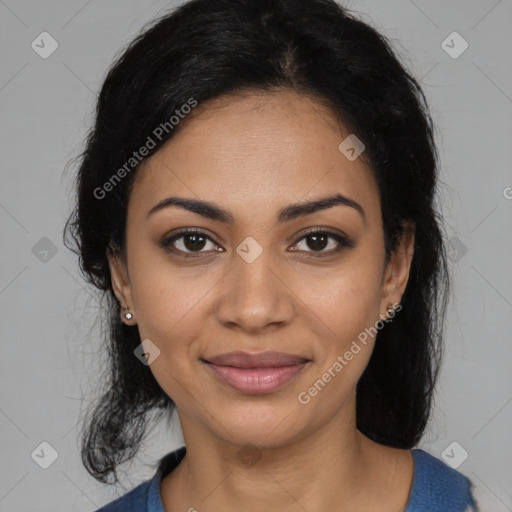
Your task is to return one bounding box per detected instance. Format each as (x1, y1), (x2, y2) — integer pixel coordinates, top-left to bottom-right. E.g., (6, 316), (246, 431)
(64, 0), (450, 484)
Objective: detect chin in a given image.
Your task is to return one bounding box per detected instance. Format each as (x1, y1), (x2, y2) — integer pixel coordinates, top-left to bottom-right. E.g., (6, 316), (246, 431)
(210, 403), (307, 448)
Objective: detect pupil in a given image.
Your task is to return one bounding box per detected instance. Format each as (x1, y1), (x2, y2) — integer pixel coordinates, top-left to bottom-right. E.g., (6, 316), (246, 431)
(308, 233), (327, 251)
(184, 234), (206, 251)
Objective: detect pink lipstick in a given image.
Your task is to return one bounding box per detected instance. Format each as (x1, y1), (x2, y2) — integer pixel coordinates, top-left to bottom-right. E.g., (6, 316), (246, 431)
(203, 351), (309, 394)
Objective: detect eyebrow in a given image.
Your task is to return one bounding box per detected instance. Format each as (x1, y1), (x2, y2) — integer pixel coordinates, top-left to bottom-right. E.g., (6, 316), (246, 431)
(147, 193), (366, 225)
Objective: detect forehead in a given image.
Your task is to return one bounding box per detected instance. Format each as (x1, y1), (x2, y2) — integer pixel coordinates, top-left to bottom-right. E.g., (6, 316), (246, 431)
(130, 90), (380, 223)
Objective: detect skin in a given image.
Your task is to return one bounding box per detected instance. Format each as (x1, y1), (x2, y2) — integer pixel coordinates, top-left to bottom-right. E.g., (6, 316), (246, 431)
(108, 89), (416, 512)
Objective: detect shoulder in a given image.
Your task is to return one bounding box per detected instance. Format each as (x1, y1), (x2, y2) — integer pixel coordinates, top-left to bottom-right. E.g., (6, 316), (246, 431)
(406, 448), (479, 512)
(93, 447), (186, 512)
(93, 478), (152, 512)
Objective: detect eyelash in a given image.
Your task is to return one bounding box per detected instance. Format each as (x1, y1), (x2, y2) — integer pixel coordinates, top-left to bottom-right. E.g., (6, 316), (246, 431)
(160, 227), (355, 259)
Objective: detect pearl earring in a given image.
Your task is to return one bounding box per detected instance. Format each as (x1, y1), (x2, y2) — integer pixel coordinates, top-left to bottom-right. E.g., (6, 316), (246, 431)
(385, 303), (400, 320)
(122, 306), (133, 320)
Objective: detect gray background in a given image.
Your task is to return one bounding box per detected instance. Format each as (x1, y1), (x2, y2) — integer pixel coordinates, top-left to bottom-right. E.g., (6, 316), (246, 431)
(0, 0), (511, 510)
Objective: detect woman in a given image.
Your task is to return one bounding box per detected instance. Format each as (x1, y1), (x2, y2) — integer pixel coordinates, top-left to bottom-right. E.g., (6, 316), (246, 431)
(64, 0), (479, 510)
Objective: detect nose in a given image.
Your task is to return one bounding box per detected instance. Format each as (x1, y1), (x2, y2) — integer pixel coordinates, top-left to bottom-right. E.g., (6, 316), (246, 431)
(215, 248), (295, 334)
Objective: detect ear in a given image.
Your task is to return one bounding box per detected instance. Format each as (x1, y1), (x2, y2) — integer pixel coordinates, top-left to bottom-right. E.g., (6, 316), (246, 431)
(106, 244), (136, 325)
(379, 221), (415, 318)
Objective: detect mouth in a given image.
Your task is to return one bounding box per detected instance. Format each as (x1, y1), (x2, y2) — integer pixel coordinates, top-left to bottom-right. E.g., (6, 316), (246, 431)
(202, 351), (311, 394)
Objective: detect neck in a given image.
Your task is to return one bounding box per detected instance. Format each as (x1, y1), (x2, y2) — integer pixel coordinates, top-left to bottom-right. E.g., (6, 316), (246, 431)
(160, 394), (411, 511)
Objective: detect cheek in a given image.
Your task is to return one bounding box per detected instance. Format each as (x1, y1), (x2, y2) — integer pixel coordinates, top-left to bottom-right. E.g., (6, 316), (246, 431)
(126, 248), (222, 391)
(127, 239), (214, 336)
(301, 258), (383, 390)
(311, 256), (382, 338)
(129, 264), (206, 404)
(299, 269), (380, 409)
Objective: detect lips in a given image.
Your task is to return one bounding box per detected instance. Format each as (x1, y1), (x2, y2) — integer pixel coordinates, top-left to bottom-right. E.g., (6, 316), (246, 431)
(204, 351), (309, 368)
(203, 351), (310, 394)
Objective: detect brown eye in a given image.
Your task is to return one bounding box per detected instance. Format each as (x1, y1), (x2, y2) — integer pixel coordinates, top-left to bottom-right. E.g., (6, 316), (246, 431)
(180, 232), (208, 251)
(161, 229), (222, 256)
(291, 229), (354, 255)
(303, 232), (330, 251)
(160, 227), (354, 259)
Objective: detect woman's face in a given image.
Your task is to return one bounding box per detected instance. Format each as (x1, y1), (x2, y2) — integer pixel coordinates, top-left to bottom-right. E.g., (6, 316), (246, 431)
(108, 90), (414, 448)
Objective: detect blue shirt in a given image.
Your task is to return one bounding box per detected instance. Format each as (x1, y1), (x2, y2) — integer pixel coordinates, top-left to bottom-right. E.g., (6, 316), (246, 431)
(95, 446), (478, 511)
